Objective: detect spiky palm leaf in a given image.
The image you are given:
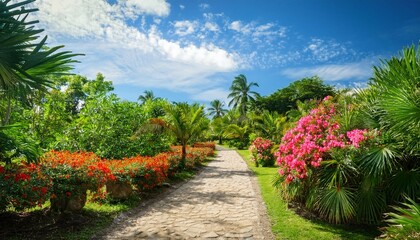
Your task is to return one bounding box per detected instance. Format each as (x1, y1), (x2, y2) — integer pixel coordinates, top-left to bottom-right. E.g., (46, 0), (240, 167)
(207, 99), (228, 118)
(0, 0), (81, 93)
(315, 187), (356, 224)
(228, 74), (260, 117)
(385, 197), (420, 239)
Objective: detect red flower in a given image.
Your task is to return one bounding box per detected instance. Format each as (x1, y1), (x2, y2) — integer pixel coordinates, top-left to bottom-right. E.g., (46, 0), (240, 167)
(66, 191), (71, 197)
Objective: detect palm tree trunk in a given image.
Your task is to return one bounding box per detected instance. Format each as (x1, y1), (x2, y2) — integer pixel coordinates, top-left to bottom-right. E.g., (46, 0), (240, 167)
(218, 136), (223, 144)
(180, 143), (187, 170)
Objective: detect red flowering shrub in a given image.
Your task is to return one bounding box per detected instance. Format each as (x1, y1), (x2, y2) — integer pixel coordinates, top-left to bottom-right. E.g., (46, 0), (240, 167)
(170, 146), (214, 168)
(107, 154), (169, 190)
(249, 137), (274, 167)
(40, 151), (114, 201)
(193, 142), (216, 150)
(276, 97), (371, 183)
(0, 163), (52, 211)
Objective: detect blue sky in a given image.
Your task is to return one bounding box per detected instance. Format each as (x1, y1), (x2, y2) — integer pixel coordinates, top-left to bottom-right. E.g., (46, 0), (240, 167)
(30, 0), (420, 104)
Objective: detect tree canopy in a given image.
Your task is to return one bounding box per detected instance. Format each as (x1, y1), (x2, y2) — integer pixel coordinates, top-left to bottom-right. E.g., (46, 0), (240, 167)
(253, 76), (336, 114)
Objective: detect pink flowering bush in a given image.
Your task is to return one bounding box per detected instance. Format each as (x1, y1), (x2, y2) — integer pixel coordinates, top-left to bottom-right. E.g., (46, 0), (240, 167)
(276, 96), (371, 183)
(250, 137), (274, 167)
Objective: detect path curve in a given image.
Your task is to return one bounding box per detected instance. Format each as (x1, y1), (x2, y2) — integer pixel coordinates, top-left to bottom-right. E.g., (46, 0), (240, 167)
(97, 146), (274, 239)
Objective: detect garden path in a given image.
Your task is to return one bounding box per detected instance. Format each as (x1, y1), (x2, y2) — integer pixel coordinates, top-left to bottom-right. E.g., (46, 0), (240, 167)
(97, 146), (273, 239)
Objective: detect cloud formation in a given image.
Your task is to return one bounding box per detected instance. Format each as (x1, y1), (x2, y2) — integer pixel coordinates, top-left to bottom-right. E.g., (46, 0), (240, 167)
(281, 61), (373, 81)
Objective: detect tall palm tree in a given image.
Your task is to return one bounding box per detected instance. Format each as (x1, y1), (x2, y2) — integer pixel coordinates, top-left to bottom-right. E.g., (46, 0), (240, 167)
(164, 103), (208, 169)
(0, 0), (80, 93)
(138, 90), (156, 104)
(228, 74), (260, 118)
(207, 99), (228, 119)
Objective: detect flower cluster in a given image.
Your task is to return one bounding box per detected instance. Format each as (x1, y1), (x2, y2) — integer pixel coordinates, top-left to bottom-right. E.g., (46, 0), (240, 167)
(0, 163), (52, 211)
(193, 142), (216, 150)
(276, 97), (371, 183)
(170, 146), (215, 168)
(249, 137), (274, 167)
(40, 151), (114, 198)
(0, 145), (214, 211)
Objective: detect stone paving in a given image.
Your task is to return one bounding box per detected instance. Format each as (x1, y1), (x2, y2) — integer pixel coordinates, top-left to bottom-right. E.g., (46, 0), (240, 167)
(98, 147), (273, 239)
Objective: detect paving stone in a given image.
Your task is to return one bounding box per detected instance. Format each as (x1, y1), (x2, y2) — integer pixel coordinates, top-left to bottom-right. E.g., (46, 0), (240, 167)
(202, 231), (219, 238)
(98, 147), (272, 240)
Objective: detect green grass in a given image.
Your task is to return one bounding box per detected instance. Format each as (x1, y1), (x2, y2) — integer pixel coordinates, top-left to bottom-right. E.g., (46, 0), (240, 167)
(232, 147), (379, 240)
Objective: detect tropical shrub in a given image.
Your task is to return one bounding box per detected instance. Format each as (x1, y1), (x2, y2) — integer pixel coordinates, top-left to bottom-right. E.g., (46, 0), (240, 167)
(384, 197), (420, 239)
(275, 96), (377, 224)
(249, 137), (274, 167)
(40, 151), (114, 201)
(0, 163), (51, 211)
(193, 142), (216, 150)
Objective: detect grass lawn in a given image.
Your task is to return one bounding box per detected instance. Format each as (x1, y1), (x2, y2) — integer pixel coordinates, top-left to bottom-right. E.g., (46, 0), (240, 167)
(227, 145), (380, 240)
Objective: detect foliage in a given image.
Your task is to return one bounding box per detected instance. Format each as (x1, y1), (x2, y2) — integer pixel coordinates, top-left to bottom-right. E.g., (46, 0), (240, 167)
(0, 0), (80, 94)
(163, 102), (209, 168)
(384, 197), (420, 239)
(56, 95), (169, 159)
(235, 147), (378, 240)
(254, 76), (336, 114)
(207, 99), (228, 119)
(0, 163), (51, 211)
(40, 151), (114, 201)
(0, 125), (40, 163)
(106, 154), (169, 191)
(225, 124), (250, 149)
(251, 110), (287, 143)
(228, 74), (260, 119)
(249, 137), (274, 167)
(276, 97), (372, 182)
(193, 142), (216, 150)
(138, 90), (158, 104)
(0, 0), (80, 163)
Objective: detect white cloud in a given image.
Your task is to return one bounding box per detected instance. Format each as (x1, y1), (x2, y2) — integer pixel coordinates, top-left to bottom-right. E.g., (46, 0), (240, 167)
(119, 0), (170, 18)
(173, 20), (198, 36)
(179, 4), (185, 10)
(229, 21), (251, 34)
(30, 0), (240, 99)
(199, 3), (210, 10)
(304, 38), (350, 62)
(191, 88), (230, 102)
(281, 62), (372, 81)
(204, 22), (219, 32)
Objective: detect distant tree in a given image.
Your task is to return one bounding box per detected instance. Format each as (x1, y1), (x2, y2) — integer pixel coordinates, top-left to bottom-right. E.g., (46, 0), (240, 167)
(138, 90), (156, 104)
(253, 76), (336, 114)
(228, 74), (260, 119)
(207, 100), (228, 118)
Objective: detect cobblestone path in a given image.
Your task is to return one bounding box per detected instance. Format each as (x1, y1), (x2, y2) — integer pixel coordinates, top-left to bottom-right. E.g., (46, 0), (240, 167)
(98, 147), (273, 239)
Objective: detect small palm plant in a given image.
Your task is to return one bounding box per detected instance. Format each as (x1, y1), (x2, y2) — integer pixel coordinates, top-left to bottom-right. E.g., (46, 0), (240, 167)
(384, 197), (420, 239)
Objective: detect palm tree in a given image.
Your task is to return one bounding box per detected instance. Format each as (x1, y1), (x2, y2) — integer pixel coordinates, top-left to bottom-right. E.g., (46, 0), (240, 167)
(228, 74), (260, 119)
(138, 90), (156, 104)
(207, 99), (228, 119)
(164, 103), (208, 169)
(0, 0), (80, 125)
(253, 110), (287, 143)
(0, 0), (80, 93)
(210, 117), (228, 144)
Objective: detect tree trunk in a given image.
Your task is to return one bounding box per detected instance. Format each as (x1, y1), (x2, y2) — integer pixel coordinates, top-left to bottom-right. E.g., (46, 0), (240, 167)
(180, 143), (186, 170)
(218, 136), (222, 144)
